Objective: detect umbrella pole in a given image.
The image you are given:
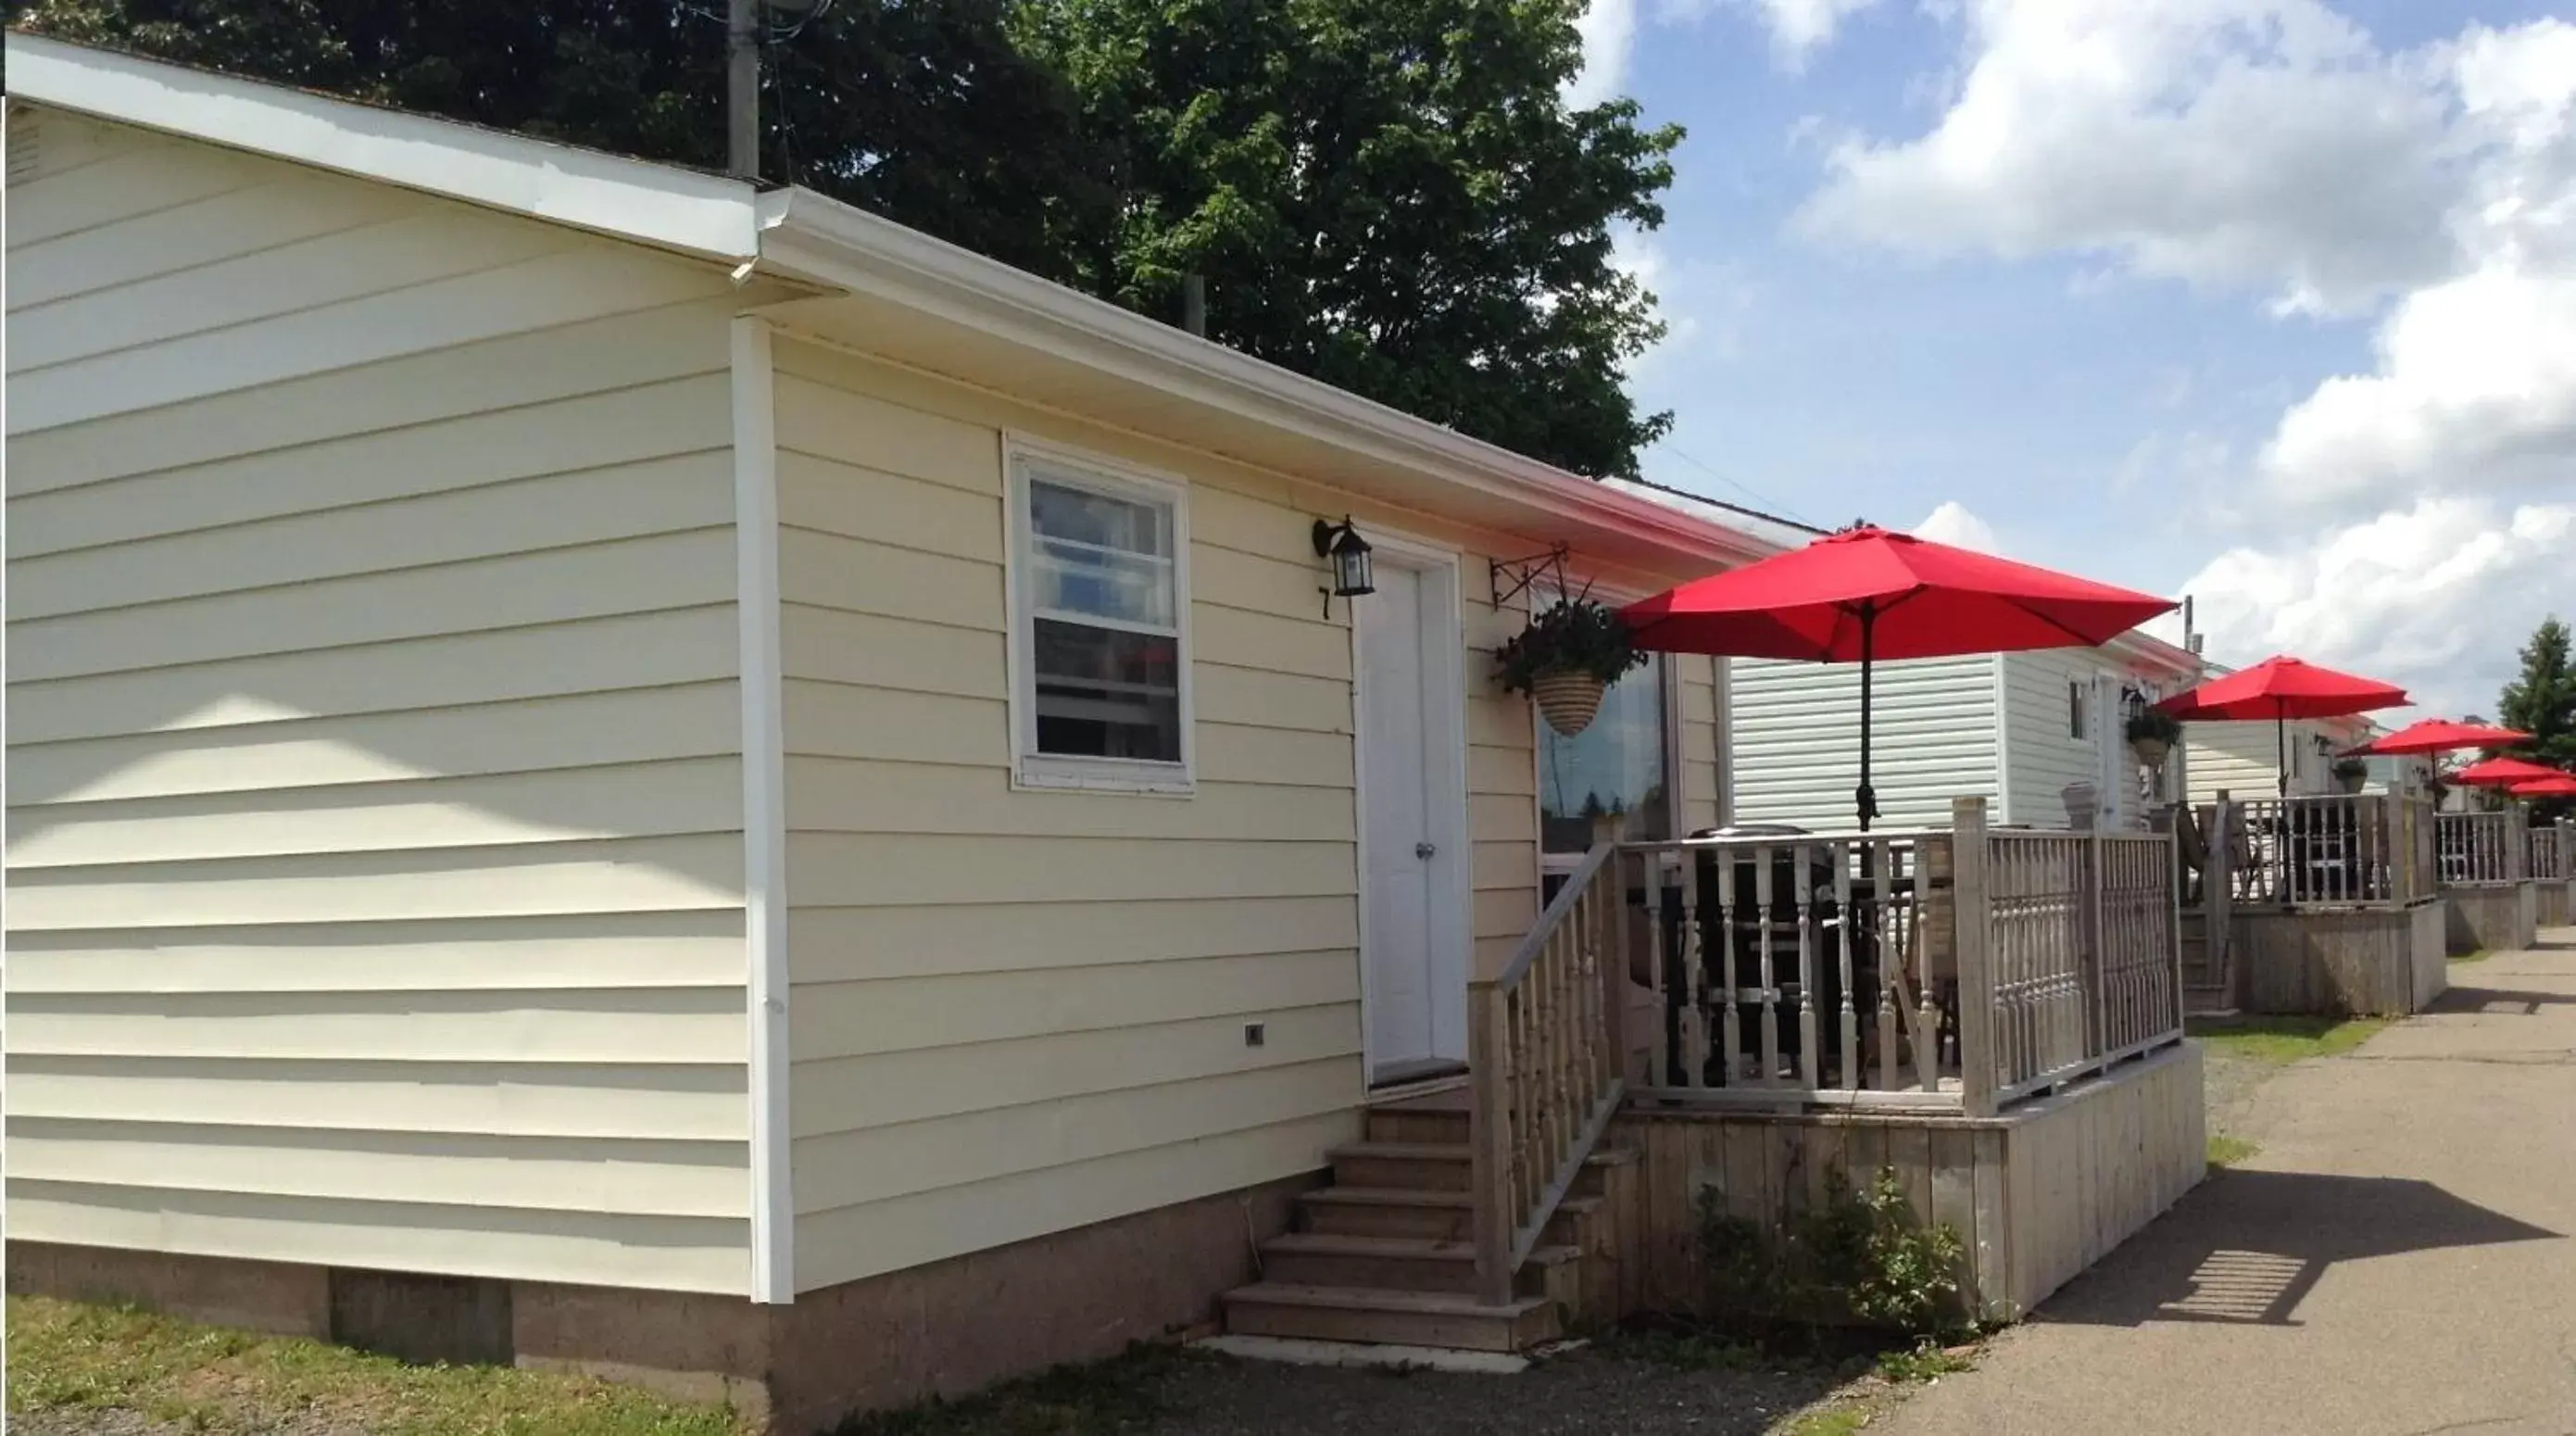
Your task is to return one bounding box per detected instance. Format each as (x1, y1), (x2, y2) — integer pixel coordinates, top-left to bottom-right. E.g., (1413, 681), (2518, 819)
(1856, 604), (1879, 832)
(2276, 709), (2289, 798)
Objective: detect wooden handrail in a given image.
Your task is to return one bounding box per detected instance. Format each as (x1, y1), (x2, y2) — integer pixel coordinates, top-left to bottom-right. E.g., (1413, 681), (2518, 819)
(1468, 841), (1625, 1306)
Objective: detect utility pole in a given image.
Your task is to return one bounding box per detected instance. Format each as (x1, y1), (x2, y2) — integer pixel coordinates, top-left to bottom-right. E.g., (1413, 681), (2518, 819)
(727, 0), (760, 180)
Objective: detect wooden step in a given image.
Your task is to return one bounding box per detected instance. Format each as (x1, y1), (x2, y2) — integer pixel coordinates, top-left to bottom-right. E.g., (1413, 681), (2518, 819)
(1328, 1141), (1471, 1191)
(1297, 1188), (1605, 1247)
(1219, 1282), (1560, 1353)
(1258, 1231), (1578, 1298)
(1367, 1108), (1470, 1146)
(1327, 1140), (1639, 1196)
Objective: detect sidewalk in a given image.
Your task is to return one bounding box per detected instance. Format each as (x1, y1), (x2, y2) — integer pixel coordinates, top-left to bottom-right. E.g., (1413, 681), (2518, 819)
(1884, 930), (2576, 1436)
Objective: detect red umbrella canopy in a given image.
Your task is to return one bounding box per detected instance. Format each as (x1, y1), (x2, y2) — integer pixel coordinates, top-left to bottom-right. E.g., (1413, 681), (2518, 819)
(2456, 756), (2568, 787)
(2348, 718), (2532, 756)
(2155, 655), (2408, 721)
(1619, 525), (2177, 660)
(2511, 774), (2576, 797)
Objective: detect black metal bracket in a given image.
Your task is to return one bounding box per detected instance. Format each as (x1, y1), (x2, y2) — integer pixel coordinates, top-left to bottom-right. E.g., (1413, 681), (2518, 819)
(1489, 543), (1571, 609)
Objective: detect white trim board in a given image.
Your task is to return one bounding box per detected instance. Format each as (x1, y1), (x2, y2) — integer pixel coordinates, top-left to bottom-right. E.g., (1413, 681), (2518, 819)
(6, 33), (758, 262)
(731, 316), (794, 1304)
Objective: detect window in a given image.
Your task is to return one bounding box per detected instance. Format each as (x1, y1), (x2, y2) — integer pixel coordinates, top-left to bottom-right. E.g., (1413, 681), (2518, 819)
(2068, 681), (2088, 740)
(1008, 440), (1191, 792)
(1538, 586), (1673, 863)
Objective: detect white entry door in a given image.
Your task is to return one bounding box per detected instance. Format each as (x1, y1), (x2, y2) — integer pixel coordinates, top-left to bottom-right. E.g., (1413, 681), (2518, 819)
(1355, 557), (1469, 1083)
(2094, 674), (2127, 826)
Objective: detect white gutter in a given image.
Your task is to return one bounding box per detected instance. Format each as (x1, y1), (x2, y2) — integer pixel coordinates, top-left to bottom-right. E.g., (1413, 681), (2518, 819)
(6, 32), (759, 261)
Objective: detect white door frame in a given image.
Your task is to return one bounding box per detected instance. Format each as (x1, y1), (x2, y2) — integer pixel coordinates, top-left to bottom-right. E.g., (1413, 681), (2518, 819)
(1350, 529), (1473, 1084)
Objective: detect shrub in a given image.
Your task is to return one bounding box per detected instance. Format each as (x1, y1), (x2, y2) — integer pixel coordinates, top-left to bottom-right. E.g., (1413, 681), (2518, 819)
(1692, 1165), (1967, 1343)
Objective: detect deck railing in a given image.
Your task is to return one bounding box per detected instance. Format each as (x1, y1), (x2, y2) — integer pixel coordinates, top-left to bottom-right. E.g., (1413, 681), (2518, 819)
(1467, 842), (1627, 1304)
(2526, 821), (2570, 882)
(1612, 798), (2182, 1118)
(2437, 809), (2526, 887)
(2217, 794), (2437, 909)
(1981, 828), (2182, 1105)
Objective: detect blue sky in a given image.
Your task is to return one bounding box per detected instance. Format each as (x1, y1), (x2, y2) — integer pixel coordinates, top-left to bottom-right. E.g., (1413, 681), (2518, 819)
(1580, 0), (2576, 717)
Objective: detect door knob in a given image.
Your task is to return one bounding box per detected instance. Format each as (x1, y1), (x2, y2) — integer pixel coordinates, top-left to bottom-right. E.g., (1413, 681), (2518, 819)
(1415, 841), (1438, 860)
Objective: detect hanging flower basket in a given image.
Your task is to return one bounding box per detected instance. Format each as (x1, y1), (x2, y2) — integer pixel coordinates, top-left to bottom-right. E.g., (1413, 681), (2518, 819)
(1495, 597), (1648, 738)
(2125, 708), (2182, 771)
(1532, 673), (1608, 737)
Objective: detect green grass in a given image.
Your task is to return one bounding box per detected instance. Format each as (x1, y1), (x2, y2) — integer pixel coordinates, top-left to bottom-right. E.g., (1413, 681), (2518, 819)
(2189, 1015), (2388, 1064)
(6, 1296), (751, 1436)
(1871, 1342), (1975, 1384)
(1780, 1408), (1873, 1436)
(2206, 1135), (2261, 1169)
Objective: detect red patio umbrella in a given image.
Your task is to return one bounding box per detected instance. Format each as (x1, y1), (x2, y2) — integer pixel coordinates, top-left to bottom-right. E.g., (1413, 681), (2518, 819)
(2456, 756), (2568, 787)
(2346, 718), (2532, 756)
(1620, 524), (2177, 828)
(2154, 656), (2408, 797)
(2510, 774), (2576, 798)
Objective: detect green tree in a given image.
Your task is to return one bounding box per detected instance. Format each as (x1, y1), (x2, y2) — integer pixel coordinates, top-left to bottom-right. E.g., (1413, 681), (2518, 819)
(2499, 617), (2576, 818)
(1017, 0), (1681, 478)
(12, 0), (1681, 478)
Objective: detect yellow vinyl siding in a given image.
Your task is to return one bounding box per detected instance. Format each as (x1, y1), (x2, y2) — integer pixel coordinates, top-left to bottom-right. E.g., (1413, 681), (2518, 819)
(773, 335), (1677, 1291)
(3, 109), (756, 1293)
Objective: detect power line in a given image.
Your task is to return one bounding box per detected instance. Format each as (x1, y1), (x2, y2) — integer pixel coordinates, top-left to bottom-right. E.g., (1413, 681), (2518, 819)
(1656, 445), (1822, 532)
(1626, 466), (1828, 537)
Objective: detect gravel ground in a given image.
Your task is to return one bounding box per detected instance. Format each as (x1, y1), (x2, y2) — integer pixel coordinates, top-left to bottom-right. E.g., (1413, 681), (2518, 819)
(1134, 1347), (1859, 1435)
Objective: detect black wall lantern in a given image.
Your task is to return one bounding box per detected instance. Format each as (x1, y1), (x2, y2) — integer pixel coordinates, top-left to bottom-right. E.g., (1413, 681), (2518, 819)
(1313, 517), (1376, 618)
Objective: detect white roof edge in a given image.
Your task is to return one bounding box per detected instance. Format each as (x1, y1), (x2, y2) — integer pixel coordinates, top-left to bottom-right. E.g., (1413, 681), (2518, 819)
(6, 31), (760, 260)
(757, 188), (1778, 568)
(2105, 628), (2201, 674)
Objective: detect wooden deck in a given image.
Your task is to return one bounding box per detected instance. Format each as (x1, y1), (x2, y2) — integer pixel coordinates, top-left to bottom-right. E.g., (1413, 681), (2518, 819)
(1615, 1042), (2205, 1323)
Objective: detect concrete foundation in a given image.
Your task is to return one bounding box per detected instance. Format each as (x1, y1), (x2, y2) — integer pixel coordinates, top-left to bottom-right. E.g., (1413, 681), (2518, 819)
(2443, 882), (2538, 956)
(2535, 878), (2570, 930)
(8, 1170), (1317, 1434)
(2235, 901), (2448, 1017)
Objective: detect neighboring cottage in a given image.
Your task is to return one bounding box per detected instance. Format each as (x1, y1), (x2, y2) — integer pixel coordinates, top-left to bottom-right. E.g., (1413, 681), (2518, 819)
(3, 35), (1776, 1430)
(1728, 632), (2205, 832)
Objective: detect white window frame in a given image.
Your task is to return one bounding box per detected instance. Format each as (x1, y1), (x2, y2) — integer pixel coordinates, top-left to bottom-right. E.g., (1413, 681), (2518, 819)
(1003, 433), (1196, 796)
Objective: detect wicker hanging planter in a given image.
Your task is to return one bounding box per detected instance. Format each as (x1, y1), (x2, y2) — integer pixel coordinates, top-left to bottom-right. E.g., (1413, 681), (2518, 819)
(1496, 597), (1648, 739)
(2130, 736), (2171, 770)
(1531, 672), (1608, 737)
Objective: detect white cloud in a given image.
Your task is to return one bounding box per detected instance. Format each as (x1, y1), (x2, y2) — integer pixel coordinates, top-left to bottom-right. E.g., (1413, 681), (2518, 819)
(1794, 3), (2576, 560)
(2256, 19), (2576, 514)
(1913, 499), (2004, 553)
(1735, 0), (1881, 69)
(2260, 265), (2576, 510)
(2176, 497), (2576, 718)
(1566, 0), (1642, 108)
(1795, 0), (2462, 314)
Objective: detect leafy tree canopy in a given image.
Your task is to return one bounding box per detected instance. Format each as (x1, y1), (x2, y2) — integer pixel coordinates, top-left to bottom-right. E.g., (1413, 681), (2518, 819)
(2499, 616), (2576, 803)
(10, 0), (1680, 477)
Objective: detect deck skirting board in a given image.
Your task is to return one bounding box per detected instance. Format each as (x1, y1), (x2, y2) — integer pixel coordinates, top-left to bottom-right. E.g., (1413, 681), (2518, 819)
(1613, 1042), (2205, 1323)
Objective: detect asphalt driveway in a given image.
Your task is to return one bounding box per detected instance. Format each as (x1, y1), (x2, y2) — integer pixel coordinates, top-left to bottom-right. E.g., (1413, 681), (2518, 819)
(1884, 929), (2576, 1436)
